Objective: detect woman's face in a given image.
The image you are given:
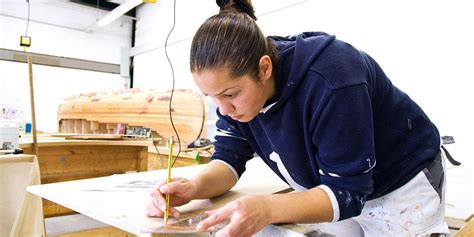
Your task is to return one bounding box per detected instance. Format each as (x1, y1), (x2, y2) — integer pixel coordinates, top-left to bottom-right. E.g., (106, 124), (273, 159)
(193, 67), (273, 122)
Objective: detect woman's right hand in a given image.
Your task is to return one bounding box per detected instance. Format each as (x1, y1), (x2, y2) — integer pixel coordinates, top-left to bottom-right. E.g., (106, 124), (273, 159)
(146, 177), (198, 218)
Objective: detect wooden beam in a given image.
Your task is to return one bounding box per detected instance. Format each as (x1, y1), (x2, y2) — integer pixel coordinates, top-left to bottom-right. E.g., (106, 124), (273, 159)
(0, 48), (120, 74)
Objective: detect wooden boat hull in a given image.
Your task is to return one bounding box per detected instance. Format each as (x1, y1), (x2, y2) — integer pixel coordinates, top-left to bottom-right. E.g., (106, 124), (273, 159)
(58, 89), (206, 144)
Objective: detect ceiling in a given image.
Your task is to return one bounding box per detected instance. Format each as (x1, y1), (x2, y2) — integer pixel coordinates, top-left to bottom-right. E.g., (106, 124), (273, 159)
(0, 0), (136, 35)
(70, 0), (136, 18)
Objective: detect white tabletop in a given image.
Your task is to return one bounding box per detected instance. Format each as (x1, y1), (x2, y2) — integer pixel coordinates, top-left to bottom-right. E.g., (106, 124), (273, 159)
(27, 158), (290, 235)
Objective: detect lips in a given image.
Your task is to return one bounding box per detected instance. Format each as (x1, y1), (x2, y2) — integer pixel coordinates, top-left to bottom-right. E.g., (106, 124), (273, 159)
(230, 114), (243, 120)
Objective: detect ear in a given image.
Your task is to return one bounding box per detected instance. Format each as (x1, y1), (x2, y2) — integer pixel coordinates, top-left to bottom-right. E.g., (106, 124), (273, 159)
(258, 55), (273, 82)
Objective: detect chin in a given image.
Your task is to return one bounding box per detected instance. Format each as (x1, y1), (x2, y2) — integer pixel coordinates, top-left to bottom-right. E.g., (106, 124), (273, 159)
(237, 118), (251, 122)
(237, 114), (257, 123)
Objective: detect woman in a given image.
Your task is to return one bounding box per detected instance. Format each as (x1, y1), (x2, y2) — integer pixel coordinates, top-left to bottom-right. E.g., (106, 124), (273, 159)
(147, 0), (450, 236)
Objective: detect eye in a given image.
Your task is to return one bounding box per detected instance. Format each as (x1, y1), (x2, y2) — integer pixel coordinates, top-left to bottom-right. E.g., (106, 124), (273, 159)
(223, 93), (237, 99)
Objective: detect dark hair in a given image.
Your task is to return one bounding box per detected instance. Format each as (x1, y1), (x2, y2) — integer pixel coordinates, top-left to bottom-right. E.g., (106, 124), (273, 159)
(190, 0), (278, 79)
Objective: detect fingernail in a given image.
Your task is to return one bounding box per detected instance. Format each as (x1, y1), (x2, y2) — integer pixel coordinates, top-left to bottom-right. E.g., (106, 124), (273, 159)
(196, 224), (204, 231)
(159, 186), (169, 193)
(172, 212), (179, 218)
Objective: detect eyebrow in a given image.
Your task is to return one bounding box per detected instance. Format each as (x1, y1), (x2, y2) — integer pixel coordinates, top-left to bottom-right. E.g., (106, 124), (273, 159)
(205, 86), (238, 97)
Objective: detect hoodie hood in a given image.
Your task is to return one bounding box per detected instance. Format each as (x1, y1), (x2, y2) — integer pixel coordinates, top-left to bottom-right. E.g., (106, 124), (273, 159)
(264, 32), (335, 113)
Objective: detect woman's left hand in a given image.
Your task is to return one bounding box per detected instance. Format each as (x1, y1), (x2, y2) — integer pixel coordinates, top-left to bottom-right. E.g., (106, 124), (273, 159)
(196, 195), (272, 237)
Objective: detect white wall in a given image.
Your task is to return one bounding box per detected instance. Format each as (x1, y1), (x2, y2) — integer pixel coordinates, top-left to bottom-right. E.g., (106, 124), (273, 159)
(0, 60), (125, 133)
(133, 0), (474, 219)
(0, 1), (132, 132)
(132, 0), (217, 90)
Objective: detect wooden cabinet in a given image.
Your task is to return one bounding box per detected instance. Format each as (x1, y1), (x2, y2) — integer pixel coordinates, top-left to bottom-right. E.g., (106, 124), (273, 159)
(20, 136), (151, 217)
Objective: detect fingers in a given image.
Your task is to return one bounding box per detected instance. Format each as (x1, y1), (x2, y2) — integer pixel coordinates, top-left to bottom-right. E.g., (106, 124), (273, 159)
(151, 178), (187, 197)
(149, 178), (182, 207)
(196, 209), (229, 232)
(149, 186), (167, 209)
(159, 178), (190, 195)
(148, 178), (188, 218)
(196, 197), (267, 237)
(150, 179), (167, 198)
(146, 199), (164, 217)
(169, 207), (180, 218)
(197, 209), (243, 237)
(146, 198), (180, 218)
(214, 220), (241, 237)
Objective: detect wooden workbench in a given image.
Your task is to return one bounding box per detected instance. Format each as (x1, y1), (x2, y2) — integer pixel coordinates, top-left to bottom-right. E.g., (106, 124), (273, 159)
(20, 135), (152, 217)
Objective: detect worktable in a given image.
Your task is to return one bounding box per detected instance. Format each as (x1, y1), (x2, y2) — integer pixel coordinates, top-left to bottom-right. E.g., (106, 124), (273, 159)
(1, 154), (44, 237)
(27, 158), (332, 236)
(20, 135), (152, 217)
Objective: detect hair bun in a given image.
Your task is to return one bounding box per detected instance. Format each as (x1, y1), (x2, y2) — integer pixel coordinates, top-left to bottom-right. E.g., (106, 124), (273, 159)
(216, 0), (257, 21)
(216, 0), (229, 8)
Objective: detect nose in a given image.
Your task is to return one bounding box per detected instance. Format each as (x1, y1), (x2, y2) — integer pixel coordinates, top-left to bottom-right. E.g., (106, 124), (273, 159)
(214, 98), (234, 116)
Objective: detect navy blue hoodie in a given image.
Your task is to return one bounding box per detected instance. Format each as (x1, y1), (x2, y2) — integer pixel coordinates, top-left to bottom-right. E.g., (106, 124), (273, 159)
(211, 32), (440, 221)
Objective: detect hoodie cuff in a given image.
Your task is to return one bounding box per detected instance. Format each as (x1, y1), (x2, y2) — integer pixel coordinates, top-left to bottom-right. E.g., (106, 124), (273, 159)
(317, 184), (340, 222)
(209, 159), (239, 181)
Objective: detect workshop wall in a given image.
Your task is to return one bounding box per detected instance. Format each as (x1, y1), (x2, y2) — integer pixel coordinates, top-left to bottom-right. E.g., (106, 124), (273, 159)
(0, 1), (132, 132)
(132, 0), (216, 90)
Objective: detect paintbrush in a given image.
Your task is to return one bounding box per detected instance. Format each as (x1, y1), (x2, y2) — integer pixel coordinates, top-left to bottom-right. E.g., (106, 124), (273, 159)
(164, 137), (173, 225)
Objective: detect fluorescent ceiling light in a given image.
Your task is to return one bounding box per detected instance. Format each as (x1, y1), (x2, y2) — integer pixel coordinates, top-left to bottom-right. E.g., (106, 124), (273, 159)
(96, 0), (143, 27)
